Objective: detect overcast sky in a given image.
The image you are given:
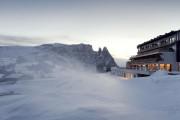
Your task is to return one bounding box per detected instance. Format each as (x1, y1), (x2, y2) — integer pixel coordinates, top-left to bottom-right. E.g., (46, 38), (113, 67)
(0, 0), (180, 59)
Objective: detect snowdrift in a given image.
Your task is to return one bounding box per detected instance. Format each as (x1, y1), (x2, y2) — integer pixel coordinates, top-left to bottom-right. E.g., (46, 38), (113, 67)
(0, 45), (180, 120)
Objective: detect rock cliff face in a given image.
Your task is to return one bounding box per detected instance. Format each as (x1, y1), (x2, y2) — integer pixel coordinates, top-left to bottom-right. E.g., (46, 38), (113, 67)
(0, 43), (117, 80)
(39, 43), (97, 65)
(96, 47), (117, 72)
(39, 43), (117, 72)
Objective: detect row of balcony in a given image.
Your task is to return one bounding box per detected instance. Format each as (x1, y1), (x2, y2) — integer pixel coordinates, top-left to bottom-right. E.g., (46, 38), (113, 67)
(138, 36), (177, 53)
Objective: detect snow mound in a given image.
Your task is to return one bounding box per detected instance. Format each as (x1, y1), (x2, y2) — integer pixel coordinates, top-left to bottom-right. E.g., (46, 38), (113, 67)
(151, 70), (169, 77)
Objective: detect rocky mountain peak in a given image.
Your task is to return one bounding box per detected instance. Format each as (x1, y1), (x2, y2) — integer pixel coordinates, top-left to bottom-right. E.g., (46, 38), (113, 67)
(96, 46), (117, 72)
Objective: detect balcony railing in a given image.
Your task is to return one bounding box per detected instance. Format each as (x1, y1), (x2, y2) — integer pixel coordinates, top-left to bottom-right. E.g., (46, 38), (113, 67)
(138, 41), (175, 53)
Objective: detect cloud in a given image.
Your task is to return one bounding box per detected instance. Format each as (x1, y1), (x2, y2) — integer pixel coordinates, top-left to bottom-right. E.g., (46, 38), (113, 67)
(44, 35), (90, 44)
(0, 34), (46, 46)
(0, 34), (89, 46)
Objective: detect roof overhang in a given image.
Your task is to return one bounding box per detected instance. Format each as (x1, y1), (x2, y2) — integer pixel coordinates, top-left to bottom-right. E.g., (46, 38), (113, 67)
(130, 52), (162, 59)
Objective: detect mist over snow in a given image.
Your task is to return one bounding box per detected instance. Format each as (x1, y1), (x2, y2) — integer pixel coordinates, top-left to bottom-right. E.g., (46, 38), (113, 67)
(114, 58), (127, 67)
(0, 44), (180, 120)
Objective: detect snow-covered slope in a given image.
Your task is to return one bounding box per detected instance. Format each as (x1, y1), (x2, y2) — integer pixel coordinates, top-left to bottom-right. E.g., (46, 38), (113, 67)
(0, 44), (180, 120)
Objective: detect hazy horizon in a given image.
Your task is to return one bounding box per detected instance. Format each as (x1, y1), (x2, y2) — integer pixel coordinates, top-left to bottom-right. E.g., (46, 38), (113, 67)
(0, 0), (180, 59)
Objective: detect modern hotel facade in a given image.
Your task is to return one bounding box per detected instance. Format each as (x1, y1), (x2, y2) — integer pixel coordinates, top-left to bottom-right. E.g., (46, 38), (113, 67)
(127, 30), (180, 72)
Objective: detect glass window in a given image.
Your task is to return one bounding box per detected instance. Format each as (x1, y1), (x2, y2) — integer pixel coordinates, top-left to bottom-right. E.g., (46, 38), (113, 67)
(160, 64), (171, 71)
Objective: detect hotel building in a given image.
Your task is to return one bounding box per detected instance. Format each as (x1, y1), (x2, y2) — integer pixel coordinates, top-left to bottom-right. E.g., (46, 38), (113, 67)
(127, 30), (180, 72)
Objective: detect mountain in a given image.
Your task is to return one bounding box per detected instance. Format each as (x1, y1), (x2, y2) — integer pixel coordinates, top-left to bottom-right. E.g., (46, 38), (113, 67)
(0, 43), (117, 82)
(39, 43), (117, 69)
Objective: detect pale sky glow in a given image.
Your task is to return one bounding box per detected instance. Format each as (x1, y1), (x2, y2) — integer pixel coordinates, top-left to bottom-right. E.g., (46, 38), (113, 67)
(0, 0), (180, 59)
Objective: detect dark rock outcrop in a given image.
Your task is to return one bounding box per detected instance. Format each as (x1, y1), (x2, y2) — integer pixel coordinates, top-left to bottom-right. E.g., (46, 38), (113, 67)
(39, 43), (117, 72)
(96, 47), (117, 72)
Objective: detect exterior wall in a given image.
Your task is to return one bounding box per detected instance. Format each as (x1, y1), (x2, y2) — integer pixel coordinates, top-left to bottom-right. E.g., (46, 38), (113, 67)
(176, 41), (180, 62)
(177, 31), (180, 41)
(159, 52), (177, 71)
(176, 41), (180, 71)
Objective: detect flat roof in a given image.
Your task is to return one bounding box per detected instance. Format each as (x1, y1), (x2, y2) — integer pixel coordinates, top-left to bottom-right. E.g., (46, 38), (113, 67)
(137, 30), (180, 48)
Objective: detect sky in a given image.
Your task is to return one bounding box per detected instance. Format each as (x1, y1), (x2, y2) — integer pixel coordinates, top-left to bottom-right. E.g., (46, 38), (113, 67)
(0, 0), (180, 59)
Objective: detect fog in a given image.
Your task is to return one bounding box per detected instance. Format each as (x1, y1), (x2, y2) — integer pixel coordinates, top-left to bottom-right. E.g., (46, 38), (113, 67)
(1, 46), (180, 120)
(0, 47), (122, 120)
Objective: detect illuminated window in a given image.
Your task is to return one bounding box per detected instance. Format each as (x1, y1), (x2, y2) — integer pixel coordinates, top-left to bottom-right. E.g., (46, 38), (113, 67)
(160, 64), (165, 70)
(166, 64), (171, 71)
(160, 64), (171, 71)
(148, 64), (159, 71)
(170, 37), (176, 43)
